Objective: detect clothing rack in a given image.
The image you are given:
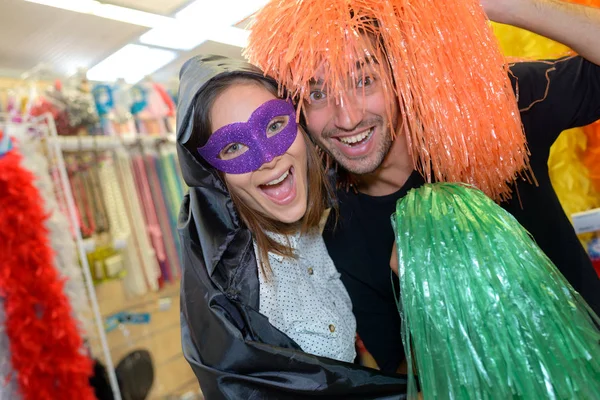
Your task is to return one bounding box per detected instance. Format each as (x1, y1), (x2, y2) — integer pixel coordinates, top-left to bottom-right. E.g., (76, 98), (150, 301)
(1, 66), (198, 397)
(49, 133), (177, 151)
(2, 85), (198, 397)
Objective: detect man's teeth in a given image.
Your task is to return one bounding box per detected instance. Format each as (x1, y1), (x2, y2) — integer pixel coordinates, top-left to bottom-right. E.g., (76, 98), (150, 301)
(339, 128), (373, 144)
(264, 169), (290, 186)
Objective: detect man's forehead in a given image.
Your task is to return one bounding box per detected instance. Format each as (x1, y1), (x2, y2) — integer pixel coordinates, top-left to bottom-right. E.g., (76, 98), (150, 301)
(309, 55), (380, 86)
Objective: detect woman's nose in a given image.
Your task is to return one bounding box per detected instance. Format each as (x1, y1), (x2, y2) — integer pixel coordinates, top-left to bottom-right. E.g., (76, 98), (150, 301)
(259, 154), (282, 171)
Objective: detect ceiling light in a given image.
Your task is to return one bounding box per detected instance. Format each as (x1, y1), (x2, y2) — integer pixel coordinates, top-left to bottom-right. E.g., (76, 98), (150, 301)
(139, 22), (210, 51)
(87, 44), (177, 84)
(140, 0), (268, 50)
(175, 0), (269, 26)
(25, 0), (173, 28)
(209, 27), (251, 48)
(93, 4), (172, 27)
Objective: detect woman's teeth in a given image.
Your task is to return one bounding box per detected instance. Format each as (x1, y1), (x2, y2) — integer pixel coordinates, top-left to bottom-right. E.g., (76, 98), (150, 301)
(260, 166), (296, 205)
(339, 128), (373, 145)
(264, 169), (290, 186)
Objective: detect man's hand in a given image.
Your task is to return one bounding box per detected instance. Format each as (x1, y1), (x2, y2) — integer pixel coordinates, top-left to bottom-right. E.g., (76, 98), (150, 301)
(390, 242), (399, 276)
(480, 0), (523, 24)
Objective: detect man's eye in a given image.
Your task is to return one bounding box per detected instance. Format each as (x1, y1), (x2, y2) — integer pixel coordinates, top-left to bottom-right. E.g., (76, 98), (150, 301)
(357, 75), (374, 88)
(309, 90), (326, 102)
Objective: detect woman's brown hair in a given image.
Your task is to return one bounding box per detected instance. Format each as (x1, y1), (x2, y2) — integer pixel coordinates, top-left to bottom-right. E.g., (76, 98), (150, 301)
(188, 73), (333, 275)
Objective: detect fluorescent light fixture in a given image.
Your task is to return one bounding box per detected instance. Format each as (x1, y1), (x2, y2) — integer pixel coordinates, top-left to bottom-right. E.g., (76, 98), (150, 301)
(25, 0), (173, 27)
(87, 44), (177, 84)
(175, 0), (269, 26)
(140, 22), (210, 51)
(94, 4), (172, 27)
(174, 0), (207, 20)
(141, 0), (268, 50)
(209, 27), (251, 48)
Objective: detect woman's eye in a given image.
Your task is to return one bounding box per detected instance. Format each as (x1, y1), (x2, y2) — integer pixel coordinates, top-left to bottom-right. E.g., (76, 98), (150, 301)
(227, 143), (241, 153)
(309, 90), (326, 102)
(219, 143), (248, 160)
(266, 116), (289, 136)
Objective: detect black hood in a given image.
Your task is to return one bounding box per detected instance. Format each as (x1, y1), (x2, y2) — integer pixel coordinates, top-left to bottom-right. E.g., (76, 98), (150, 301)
(176, 54), (407, 399)
(176, 54), (276, 279)
(176, 54), (275, 188)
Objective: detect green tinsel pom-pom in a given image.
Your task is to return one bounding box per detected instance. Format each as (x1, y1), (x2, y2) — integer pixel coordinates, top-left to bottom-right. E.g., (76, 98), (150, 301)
(392, 183), (600, 399)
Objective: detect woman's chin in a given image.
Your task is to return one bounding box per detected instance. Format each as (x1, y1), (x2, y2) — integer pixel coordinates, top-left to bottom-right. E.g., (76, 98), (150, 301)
(269, 202), (307, 225)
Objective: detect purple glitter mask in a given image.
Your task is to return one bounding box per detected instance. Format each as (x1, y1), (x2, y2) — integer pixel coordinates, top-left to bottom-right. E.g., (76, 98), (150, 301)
(197, 99), (297, 174)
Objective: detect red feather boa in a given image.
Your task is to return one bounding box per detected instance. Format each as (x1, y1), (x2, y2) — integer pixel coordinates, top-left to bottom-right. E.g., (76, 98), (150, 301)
(0, 147), (95, 399)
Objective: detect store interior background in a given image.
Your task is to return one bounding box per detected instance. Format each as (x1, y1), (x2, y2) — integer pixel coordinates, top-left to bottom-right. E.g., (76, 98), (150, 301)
(1, 1), (599, 400)
(1, 1), (267, 400)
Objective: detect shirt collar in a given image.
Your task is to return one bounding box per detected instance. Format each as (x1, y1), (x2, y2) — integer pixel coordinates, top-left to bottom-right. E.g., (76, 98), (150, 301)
(266, 230), (300, 262)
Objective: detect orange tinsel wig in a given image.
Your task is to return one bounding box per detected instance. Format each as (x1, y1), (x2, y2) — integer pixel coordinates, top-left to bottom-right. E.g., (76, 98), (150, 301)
(245, 0), (532, 201)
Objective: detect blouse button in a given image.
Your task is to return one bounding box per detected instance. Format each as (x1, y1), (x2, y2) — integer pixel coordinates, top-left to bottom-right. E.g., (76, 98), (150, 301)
(329, 324), (336, 333)
(307, 267), (314, 275)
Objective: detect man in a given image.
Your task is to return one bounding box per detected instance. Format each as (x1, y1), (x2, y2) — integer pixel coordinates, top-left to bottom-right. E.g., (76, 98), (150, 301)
(247, 0), (600, 373)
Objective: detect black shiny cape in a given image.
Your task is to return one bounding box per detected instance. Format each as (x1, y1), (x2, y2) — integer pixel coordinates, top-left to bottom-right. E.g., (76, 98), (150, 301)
(176, 55), (408, 399)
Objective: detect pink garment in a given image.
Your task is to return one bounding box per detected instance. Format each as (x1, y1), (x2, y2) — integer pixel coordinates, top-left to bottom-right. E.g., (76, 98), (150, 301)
(144, 154), (179, 281)
(142, 83), (169, 120)
(131, 155), (167, 278)
(153, 83), (175, 118)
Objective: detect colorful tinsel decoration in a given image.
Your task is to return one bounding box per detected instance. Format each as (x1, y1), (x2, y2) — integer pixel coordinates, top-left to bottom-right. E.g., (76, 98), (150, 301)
(0, 139), (95, 400)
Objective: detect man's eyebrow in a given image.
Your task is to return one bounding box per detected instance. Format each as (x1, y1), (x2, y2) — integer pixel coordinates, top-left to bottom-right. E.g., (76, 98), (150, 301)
(309, 77), (325, 86)
(356, 55), (379, 69)
(308, 55), (380, 86)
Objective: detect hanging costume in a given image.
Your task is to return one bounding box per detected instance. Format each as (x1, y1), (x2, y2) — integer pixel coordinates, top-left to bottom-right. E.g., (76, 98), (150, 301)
(176, 54), (407, 399)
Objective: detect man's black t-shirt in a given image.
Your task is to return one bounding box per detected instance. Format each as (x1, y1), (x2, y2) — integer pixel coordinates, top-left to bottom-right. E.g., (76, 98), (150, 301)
(323, 56), (600, 373)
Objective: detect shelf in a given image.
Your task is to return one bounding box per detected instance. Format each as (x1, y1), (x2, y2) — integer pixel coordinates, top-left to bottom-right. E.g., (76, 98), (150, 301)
(89, 279), (196, 400)
(47, 133), (176, 151)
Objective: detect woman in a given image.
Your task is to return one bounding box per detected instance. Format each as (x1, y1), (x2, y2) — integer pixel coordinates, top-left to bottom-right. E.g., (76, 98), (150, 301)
(176, 54), (407, 399)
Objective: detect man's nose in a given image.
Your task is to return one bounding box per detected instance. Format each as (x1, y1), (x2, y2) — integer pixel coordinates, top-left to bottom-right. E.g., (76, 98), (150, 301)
(333, 93), (364, 131)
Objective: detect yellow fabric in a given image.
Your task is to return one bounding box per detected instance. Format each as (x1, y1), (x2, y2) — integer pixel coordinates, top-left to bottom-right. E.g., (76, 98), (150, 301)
(491, 16), (600, 225)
